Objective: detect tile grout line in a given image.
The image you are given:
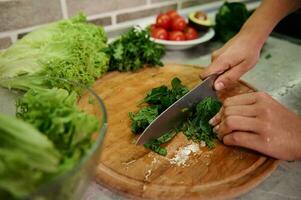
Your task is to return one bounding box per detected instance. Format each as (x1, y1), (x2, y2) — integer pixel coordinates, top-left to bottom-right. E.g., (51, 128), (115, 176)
(60, 0), (69, 19)
(10, 34), (17, 43)
(111, 14), (117, 25)
(177, 0), (182, 10)
(87, 1), (176, 21)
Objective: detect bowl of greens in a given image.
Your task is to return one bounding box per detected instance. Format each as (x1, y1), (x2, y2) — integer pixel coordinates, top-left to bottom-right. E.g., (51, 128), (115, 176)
(0, 77), (107, 200)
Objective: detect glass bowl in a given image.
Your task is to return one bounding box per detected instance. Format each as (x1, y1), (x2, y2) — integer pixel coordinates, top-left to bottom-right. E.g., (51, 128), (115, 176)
(0, 77), (107, 200)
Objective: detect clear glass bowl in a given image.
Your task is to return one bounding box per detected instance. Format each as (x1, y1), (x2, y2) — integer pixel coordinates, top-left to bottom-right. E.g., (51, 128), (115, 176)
(0, 77), (107, 200)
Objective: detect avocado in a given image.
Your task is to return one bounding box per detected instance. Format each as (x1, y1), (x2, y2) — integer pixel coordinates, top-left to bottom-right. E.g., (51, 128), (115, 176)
(188, 11), (212, 31)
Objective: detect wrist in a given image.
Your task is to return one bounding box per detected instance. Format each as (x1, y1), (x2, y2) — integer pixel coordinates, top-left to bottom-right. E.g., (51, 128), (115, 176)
(237, 27), (267, 50)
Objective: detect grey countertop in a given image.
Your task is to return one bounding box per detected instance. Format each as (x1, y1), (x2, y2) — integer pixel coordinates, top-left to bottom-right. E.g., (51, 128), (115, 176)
(83, 36), (301, 200)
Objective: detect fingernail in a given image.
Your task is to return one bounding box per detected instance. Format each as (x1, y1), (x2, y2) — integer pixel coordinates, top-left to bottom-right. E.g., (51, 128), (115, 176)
(209, 118), (215, 125)
(215, 82), (224, 91)
(213, 125), (219, 133)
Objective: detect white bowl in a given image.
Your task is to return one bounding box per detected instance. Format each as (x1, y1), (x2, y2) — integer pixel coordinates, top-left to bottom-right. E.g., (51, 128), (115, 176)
(150, 28), (215, 50)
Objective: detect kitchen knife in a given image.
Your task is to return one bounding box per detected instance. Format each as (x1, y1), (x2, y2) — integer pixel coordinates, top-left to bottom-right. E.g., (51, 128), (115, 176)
(135, 74), (218, 145)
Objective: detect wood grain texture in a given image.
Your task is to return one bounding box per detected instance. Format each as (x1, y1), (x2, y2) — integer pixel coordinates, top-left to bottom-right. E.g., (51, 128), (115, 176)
(90, 64), (279, 200)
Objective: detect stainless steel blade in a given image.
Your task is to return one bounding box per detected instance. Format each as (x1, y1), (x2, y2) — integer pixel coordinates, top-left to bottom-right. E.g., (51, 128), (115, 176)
(135, 74), (218, 145)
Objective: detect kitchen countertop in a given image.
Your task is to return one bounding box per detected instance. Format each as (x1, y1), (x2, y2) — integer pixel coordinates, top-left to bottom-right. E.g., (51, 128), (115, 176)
(83, 36), (301, 200)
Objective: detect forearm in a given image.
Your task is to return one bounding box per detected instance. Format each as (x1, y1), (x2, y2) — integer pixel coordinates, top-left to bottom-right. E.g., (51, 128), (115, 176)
(239, 0), (301, 48)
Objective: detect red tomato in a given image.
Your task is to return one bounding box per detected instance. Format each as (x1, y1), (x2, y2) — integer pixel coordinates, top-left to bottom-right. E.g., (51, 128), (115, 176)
(166, 10), (179, 19)
(169, 31), (185, 41)
(150, 24), (157, 32)
(151, 27), (169, 40)
(171, 16), (187, 31)
(156, 13), (171, 29)
(184, 27), (198, 40)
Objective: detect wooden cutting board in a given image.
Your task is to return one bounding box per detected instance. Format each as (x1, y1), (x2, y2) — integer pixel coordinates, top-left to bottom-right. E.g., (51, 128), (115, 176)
(90, 64), (279, 200)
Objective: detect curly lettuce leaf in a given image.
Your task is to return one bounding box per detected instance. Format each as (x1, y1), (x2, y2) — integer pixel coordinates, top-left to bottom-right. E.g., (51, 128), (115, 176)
(0, 113), (60, 198)
(0, 13), (109, 91)
(16, 88), (99, 159)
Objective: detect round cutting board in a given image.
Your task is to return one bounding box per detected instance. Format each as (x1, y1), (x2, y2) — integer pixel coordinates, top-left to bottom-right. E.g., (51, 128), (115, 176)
(91, 64), (279, 200)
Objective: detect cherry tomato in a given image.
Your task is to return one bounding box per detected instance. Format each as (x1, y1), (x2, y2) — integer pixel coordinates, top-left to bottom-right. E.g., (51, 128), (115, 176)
(184, 27), (198, 40)
(166, 10), (179, 19)
(171, 16), (187, 31)
(149, 24), (157, 32)
(156, 13), (171, 29)
(169, 31), (185, 41)
(151, 27), (169, 40)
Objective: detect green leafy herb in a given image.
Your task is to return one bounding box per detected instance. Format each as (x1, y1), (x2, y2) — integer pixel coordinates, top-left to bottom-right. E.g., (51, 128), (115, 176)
(144, 131), (177, 156)
(130, 78), (222, 155)
(16, 88), (99, 162)
(0, 113), (60, 199)
(215, 2), (251, 42)
(143, 77), (189, 112)
(130, 77), (189, 134)
(265, 53), (272, 60)
(182, 97), (222, 148)
(129, 106), (160, 134)
(0, 13), (109, 91)
(106, 27), (165, 72)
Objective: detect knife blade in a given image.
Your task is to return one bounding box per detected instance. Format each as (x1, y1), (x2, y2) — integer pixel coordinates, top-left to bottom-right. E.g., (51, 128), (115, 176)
(135, 74), (218, 145)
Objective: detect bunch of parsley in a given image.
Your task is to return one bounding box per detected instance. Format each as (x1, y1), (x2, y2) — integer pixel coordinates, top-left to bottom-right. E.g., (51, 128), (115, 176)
(106, 27), (165, 71)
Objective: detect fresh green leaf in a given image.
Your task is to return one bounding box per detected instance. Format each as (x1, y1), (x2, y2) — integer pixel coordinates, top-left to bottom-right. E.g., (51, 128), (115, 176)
(144, 131), (177, 156)
(0, 113), (60, 199)
(182, 97), (222, 148)
(129, 106), (160, 134)
(16, 88), (99, 169)
(130, 77), (222, 156)
(0, 13), (109, 91)
(106, 27), (165, 72)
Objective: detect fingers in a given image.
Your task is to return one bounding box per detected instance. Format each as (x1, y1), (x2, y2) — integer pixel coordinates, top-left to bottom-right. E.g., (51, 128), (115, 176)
(210, 104), (257, 126)
(213, 116), (264, 139)
(213, 60), (251, 91)
(209, 94), (257, 127)
(223, 131), (264, 152)
(223, 105), (257, 117)
(209, 109), (222, 126)
(223, 93), (257, 106)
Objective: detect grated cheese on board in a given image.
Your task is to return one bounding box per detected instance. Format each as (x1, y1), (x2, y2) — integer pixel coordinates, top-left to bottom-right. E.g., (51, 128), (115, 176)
(169, 143), (200, 166)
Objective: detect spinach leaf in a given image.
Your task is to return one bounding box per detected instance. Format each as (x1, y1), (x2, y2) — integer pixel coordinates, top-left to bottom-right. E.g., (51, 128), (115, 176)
(183, 97), (222, 149)
(144, 131), (177, 156)
(130, 78), (189, 134)
(130, 78), (222, 156)
(129, 106), (160, 134)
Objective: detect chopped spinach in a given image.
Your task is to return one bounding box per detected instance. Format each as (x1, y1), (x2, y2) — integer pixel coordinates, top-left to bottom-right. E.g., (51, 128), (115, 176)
(129, 106), (160, 134)
(129, 77), (222, 156)
(182, 97), (222, 149)
(144, 130), (177, 156)
(143, 77), (189, 112)
(265, 53), (272, 60)
(130, 77), (189, 134)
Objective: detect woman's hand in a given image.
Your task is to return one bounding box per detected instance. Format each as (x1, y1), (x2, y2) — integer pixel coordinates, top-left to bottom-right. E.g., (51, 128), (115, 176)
(200, 32), (262, 91)
(210, 92), (301, 161)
